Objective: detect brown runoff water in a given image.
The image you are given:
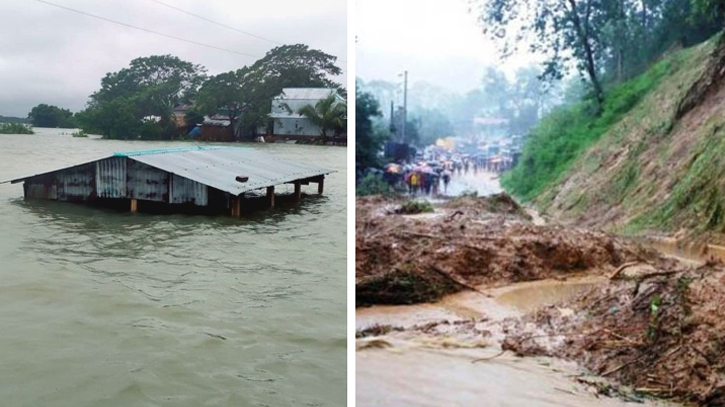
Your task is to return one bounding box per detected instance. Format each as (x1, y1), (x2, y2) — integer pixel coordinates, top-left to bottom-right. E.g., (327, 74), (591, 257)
(0, 129), (346, 406)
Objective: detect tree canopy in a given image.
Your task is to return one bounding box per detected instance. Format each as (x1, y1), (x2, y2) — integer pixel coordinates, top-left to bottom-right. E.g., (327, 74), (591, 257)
(473, 0), (724, 110)
(190, 44), (343, 140)
(78, 55), (207, 139)
(76, 45), (342, 140)
(356, 83), (387, 169)
(27, 104), (76, 128)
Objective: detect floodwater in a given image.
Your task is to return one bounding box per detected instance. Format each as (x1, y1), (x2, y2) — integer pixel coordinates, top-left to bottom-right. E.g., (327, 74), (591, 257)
(0, 129), (346, 406)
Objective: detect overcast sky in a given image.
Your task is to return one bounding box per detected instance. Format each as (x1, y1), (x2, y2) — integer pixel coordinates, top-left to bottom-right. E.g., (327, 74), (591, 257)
(356, 0), (535, 94)
(0, 0), (346, 117)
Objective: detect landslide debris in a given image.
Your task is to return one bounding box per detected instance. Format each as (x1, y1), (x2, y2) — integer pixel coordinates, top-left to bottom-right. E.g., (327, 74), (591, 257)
(442, 192), (532, 220)
(501, 259), (725, 406)
(356, 194), (656, 307)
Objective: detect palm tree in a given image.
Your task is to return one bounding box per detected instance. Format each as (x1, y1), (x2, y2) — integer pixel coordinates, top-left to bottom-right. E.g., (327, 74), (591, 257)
(297, 92), (347, 141)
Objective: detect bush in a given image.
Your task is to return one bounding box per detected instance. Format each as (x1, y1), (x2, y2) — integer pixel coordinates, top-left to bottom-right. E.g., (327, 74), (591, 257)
(459, 189), (478, 198)
(398, 200), (434, 214)
(139, 120), (163, 140)
(0, 123), (34, 134)
(357, 174), (392, 196)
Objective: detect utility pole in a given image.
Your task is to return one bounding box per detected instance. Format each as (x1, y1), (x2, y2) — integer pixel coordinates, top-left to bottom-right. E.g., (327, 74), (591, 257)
(402, 70), (408, 145)
(390, 101), (395, 133)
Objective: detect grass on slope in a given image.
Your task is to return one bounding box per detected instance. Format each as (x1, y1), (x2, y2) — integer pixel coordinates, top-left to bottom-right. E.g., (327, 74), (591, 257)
(502, 54), (682, 202)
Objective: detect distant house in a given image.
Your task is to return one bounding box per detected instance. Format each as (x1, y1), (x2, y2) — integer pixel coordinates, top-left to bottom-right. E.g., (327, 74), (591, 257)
(200, 115), (235, 142)
(268, 88), (344, 137)
(173, 103), (194, 127)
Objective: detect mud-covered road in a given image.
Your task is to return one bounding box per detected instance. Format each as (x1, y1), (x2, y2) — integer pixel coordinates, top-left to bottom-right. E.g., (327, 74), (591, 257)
(356, 171), (693, 407)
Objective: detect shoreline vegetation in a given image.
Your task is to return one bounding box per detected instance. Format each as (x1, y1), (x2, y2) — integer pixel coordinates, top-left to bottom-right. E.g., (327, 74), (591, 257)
(0, 123), (34, 134)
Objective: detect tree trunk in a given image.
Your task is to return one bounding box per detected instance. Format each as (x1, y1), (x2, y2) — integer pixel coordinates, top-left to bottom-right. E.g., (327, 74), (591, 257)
(617, 48), (624, 82)
(228, 114), (239, 141)
(641, 0), (647, 27)
(567, 0), (604, 111)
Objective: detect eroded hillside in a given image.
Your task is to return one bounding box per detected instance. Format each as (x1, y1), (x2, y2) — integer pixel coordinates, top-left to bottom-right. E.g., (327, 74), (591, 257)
(530, 35), (725, 242)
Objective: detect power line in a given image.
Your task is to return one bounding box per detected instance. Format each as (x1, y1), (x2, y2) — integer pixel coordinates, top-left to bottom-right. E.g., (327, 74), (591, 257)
(146, 0), (284, 46)
(33, 0), (261, 59)
(145, 0), (347, 64)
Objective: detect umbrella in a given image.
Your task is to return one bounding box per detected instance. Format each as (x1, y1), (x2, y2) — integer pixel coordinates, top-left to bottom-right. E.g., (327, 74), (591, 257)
(384, 163), (403, 174)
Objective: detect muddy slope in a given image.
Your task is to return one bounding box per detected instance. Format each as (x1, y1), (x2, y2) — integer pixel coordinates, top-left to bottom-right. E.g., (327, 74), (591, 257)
(537, 35), (725, 241)
(356, 194), (656, 307)
(502, 260), (725, 405)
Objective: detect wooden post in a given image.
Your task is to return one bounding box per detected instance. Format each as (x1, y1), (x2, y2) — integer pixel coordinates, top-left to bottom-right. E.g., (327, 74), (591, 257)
(317, 177), (324, 195)
(231, 195), (241, 217)
(294, 181), (301, 201)
(267, 186), (275, 208)
(130, 199), (138, 213)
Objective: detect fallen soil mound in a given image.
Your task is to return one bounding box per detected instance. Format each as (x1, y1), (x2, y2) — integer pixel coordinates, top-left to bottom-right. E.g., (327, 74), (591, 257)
(442, 192), (532, 220)
(502, 260), (725, 405)
(356, 196), (658, 307)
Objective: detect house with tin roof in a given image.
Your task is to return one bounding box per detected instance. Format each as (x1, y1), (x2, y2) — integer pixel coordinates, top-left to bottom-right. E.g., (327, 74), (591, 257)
(2, 146), (333, 217)
(269, 88), (344, 137)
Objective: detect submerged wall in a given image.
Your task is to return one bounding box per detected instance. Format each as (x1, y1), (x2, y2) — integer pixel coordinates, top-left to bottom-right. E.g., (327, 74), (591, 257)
(23, 156), (213, 207)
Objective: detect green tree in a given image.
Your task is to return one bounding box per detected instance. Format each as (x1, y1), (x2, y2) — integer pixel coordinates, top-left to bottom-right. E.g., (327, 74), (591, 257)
(240, 44), (343, 138)
(183, 109), (205, 133)
(195, 69), (256, 139)
(28, 104), (76, 128)
(411, 108), (454, 146)
(693, 0), (725, 26)
(356, 84), (387, 169)
(296, 92), (347, 140)
(81, 55), (206, 139)
(249, 44), (342, 89)
(476, 0), (607, 109)
(77, 98), (141, 140)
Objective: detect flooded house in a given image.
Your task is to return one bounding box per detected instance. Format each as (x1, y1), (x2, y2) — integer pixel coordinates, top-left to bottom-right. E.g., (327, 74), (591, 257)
(2, 146), (333, 216)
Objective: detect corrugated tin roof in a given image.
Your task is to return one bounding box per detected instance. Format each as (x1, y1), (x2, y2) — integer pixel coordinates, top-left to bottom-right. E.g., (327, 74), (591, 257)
(4, 146), (334, 196)
(269, 113), (305, 119)
(276, 88), (339, 101)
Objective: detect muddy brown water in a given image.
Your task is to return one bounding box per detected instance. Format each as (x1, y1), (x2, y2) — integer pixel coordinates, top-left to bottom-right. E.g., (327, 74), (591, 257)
(356, 277), (679, 407)
(0, 129), (346, 406)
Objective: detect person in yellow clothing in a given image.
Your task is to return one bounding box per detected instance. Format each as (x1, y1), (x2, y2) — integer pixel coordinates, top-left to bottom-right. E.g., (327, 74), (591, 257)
(409, 171), (420, 196)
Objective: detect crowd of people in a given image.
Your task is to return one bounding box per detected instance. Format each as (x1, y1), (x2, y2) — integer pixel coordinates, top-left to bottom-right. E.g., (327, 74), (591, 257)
(381, 156), (483, 197)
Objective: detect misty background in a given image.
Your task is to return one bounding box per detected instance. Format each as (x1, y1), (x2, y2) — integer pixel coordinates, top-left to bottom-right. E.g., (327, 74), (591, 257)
(356, 0), (573, 147)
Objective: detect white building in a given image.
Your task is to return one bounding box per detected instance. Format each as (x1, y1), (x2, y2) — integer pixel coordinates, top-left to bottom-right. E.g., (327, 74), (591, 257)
(269, 88), (344, 137)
